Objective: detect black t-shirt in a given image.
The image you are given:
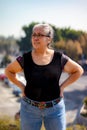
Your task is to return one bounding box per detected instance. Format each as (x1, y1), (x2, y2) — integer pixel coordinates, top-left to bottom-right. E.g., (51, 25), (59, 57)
(16, 53), (69, 70)
(16, 51), (69, 101)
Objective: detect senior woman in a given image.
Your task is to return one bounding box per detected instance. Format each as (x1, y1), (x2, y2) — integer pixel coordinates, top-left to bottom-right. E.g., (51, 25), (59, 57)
(5, 23), (84, 130)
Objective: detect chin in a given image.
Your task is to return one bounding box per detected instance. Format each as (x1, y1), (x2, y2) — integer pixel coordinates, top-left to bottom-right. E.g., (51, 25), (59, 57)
(33, 42), (40, 48)
(32, 45), (39, 50)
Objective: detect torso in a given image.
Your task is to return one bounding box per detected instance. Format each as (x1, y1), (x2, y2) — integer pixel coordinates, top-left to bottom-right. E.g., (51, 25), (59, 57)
(23, 50), (62, 101)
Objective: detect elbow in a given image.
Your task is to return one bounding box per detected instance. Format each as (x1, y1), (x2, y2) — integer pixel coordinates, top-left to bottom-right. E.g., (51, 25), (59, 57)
(5, 66), (13, 77)
(78, 66), (84, 77)
(5, 66), (16, 81)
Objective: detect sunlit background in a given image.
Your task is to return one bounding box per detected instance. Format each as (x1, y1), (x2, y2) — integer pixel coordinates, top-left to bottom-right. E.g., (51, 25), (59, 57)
(0, 0), (87, 129)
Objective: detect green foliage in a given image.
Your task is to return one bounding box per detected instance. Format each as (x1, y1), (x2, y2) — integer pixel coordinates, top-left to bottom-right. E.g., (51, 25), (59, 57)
(0, 36), (18, 54)
(1, 22), (87, 60)
(54, 39), (82, 61)
(51, 25), (62, 42)
(0, 55), (11, 67)
(17, 22), (39, 53)
(60, 28), (82, 41)
(16, 22), (87, 60)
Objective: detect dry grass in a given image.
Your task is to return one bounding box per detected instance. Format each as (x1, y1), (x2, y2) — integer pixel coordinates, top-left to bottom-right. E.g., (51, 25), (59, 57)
(0, 116), (86, 130)
(67, 124), (86, 130)
(41, 123), (45, 130)
(0, 116), (20, 130)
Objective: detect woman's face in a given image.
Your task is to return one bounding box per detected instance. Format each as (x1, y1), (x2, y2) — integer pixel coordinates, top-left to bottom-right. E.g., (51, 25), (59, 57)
(31, 27), (51, 50)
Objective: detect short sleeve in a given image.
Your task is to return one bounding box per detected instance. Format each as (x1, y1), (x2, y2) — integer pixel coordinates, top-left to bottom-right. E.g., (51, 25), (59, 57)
(16, 56), (24, 68)
(61, 54), (69, 69)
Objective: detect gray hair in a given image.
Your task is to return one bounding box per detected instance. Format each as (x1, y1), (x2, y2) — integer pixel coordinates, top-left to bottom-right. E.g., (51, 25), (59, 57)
(33, 23), (54, 39)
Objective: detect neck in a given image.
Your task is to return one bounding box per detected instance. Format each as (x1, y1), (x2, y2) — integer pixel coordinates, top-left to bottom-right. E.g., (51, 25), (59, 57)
(33, 48), (50, 56)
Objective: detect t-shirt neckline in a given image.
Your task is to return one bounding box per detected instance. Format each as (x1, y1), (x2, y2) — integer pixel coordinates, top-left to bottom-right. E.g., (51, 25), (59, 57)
(30, 51), (55, 67)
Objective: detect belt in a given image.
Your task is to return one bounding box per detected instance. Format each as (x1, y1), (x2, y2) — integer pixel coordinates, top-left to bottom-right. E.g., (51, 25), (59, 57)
(23, 97), (62, 109)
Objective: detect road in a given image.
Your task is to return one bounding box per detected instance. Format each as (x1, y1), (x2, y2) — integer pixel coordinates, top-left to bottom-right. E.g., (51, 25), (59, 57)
(0, 81), (20, 118)
(0, 73), (87, 126)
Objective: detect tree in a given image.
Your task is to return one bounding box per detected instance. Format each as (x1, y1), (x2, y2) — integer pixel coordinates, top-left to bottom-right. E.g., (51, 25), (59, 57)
(0, 55), (11, 67)
(17, 22), (38, 53)
(16, 21), (87, 61)
(54, 40), (66, 51)
(61, 28), (82, 41)
(0, 36), (18, 55)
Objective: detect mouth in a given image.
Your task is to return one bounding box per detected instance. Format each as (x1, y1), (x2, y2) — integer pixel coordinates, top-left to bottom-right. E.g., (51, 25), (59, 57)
(34, 41), (40, 45)
(32, 41), (40, 48)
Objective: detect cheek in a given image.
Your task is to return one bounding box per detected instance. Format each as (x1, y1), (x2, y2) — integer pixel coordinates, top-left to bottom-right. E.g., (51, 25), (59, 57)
(44, 38), (49, 46)
(42, 38), (47, 43)
(31, 38), (34, 43)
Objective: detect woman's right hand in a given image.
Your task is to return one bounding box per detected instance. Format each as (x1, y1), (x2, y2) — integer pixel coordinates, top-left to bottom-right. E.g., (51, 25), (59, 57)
(20, 84), (26, 97)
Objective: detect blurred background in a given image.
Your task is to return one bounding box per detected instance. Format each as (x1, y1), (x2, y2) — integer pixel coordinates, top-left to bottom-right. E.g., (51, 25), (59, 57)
(0, 0), (87, 129)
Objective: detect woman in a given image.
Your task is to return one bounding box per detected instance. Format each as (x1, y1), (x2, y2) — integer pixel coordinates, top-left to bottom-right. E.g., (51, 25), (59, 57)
(5, 23), (84, 130)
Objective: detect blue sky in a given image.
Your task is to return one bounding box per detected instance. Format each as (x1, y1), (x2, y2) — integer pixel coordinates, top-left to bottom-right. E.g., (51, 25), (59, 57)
(0, 0), (87, 38)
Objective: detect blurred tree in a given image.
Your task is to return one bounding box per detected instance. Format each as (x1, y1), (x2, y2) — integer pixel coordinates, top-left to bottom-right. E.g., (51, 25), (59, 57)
(54, 39), (82, 61)
(0, 36), (18, 55)
(65, 40), (78, 60)
(17, 22), (38, 53)
(79, 33), (87, 58)
(1, 21), (86, 61)
(61, 28), (82, 41)
(0, 55), (11, 67)
(54, 40), (66, 51)
(51, 25), (62, 42)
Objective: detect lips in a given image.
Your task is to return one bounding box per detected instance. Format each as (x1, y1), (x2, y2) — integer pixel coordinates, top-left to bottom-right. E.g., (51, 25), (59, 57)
(34, 41), (40, 45)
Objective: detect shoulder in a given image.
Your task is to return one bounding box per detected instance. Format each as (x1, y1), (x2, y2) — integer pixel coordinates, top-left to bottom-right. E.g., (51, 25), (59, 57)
(54, 50), (70, 68)
(16, 55), (24, 68)
(16, 51), (32, 68)
(23, 50), (32, 55)
(54, 50), (69, 59)
(54, 50), (62, 58)
(23, 51), (31, 57)
(54, 50), (69, 60)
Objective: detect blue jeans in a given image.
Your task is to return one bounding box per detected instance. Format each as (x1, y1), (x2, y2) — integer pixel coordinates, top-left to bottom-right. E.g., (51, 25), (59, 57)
(20, 97), (66, 130)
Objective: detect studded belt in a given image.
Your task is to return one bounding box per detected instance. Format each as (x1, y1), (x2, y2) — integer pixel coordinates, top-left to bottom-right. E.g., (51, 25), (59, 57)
(23, 96), (62, 109)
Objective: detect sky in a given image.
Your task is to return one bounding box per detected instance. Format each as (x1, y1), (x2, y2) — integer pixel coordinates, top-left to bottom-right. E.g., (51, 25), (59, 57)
(0, 0), (87, 38)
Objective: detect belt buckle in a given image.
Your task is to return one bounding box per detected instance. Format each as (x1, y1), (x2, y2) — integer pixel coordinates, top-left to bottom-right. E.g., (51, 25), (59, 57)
(38, 102), (46, 109)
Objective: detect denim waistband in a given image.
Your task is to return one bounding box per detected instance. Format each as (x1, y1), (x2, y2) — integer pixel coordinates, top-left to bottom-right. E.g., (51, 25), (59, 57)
(22, 96), (62, 109)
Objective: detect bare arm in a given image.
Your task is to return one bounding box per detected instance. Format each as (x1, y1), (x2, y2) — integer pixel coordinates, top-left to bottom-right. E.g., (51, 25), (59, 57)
(60, 58), (84, 97)
(5, 60), (25, 95)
